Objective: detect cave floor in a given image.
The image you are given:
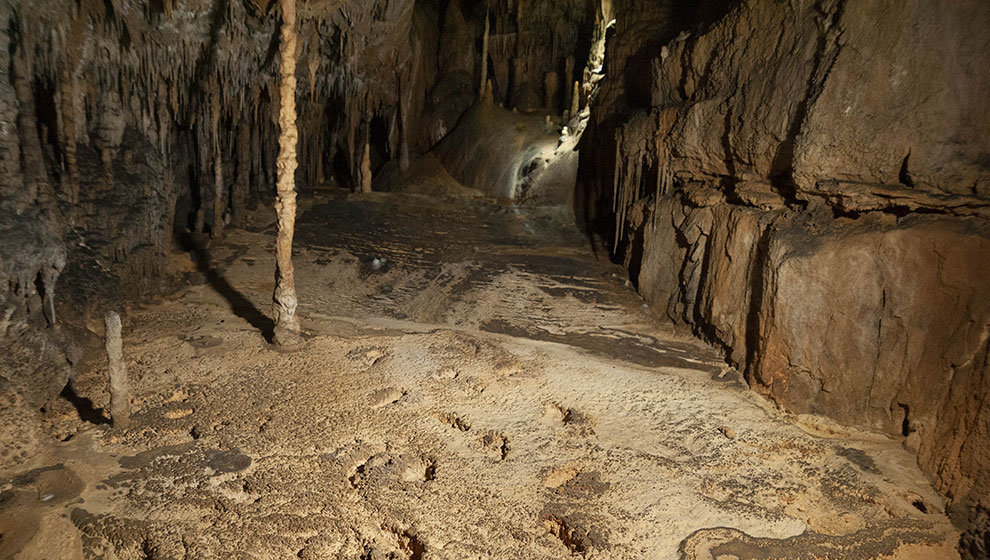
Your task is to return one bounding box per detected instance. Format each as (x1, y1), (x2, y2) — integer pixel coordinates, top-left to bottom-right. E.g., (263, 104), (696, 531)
(7, 190), (960, 559)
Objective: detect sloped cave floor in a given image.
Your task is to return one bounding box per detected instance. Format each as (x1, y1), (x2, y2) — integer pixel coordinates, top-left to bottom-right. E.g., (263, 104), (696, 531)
(3, 190), (962, 559)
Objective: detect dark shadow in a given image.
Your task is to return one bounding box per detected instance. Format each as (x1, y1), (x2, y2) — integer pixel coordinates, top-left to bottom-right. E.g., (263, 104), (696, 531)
(60, 383), (110, 425)
(182, 232), (275, 342)
(369, 114), (391, 172)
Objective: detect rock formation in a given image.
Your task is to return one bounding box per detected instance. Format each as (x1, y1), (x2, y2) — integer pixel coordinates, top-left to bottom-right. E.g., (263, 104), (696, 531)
(577, 0), (990, 553)
(104, 311), (129, 428)
(272, 0), (302, 346)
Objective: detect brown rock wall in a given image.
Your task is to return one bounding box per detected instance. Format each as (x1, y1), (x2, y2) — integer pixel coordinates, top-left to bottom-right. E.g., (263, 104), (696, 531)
(587, 0), (990, 549)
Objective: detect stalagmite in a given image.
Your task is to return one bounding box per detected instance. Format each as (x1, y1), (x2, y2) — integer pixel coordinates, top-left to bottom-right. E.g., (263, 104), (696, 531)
(360, 138), (372, 193)
(479, 8), (489, 102)
(272, 0), (302, 347)
(105, 311), (129, 428)
(570, 80), (580, 118)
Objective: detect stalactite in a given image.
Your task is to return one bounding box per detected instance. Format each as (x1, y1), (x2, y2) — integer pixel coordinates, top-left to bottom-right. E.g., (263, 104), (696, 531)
(58, 64), (80, 204)
(195, 121), (208, 233)
(211, 78), (225, 238)
(480, 8), (490, 102)
(11, 51), (41, 205)
(612, 138), (622, 251)
(0, 14), (27, 215)
(272, 0), (302, 347)
(308, 49), (319, 102)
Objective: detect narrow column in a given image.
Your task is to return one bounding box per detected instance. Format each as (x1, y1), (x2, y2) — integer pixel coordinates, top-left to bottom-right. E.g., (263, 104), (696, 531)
(272, 0), (302, 346)
(570, 81), (581, 118)
(360, 135), (372, 193)
(479, 9), (490, 102)
(211, 82), (225, 238)
(105, 311), (129, 428)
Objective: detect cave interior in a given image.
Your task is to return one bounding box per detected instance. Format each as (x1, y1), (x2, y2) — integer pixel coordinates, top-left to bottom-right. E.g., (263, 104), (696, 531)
(1, 0), (989, 558)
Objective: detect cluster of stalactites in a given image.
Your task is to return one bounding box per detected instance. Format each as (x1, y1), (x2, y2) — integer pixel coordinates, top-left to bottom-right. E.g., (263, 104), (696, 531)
(12, 0), (417, 228)
(610, 114), (676, 251)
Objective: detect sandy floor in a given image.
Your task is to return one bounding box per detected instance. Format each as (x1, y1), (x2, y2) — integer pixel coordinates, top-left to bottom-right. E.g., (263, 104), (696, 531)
(2, 191), (960, 559)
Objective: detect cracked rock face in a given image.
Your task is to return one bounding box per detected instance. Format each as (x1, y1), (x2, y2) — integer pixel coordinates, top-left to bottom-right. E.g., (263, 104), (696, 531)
(584, 0), (990, 552)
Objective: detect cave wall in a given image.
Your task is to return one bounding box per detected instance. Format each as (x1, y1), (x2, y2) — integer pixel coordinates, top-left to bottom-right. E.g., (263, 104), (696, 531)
(580, 0), (990, 552)
(0, 0), (603, 470)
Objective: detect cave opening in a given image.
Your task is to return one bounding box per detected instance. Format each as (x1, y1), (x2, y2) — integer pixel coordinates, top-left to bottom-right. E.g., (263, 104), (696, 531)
(1, 1), (988, 558)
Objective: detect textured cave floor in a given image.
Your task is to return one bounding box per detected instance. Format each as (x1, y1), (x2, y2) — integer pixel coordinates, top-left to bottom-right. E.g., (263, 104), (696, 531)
(4, 190), (961, 559)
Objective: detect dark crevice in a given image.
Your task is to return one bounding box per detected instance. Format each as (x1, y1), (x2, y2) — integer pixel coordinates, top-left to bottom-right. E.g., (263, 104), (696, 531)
(899, 403), (911, 437)
(899, 151), (915, 188)
(831, 206), (861, 219)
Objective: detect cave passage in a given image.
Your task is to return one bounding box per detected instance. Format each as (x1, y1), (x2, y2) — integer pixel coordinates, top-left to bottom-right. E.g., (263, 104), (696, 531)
(1, 1), (988, 559)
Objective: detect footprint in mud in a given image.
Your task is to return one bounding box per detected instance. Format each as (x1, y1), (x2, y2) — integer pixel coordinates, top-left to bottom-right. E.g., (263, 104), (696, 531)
(369, 387), (405, 408)
(543, 515), (588, 554)
(400, 456), (437, 483)
(435, 412), (471, 432)
(480, 431), (509, 461)
(346, 346), (389, 367)
(542, 403), (596, 436)
(184, 334), (224, 350)
(364, 526), (427, 560)
(348, 453), (392, 487)
(541, 508), (607, 554)
(431, 367), (459, 381)
(556, 471), (610, 499)
(348, 453), (437, 487)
